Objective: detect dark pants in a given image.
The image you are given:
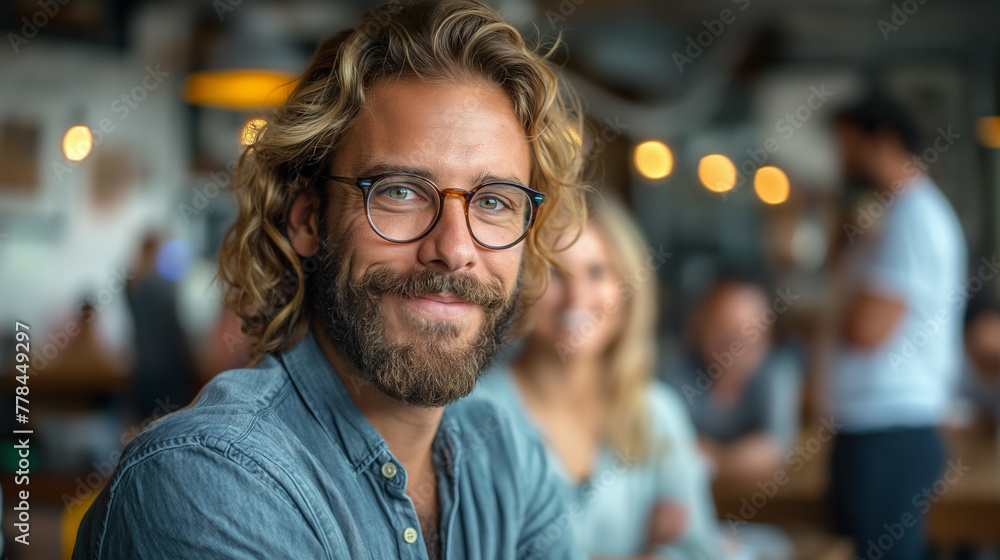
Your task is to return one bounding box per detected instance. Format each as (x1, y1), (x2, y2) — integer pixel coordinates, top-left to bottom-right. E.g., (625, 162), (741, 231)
(829, 426), (945, 560)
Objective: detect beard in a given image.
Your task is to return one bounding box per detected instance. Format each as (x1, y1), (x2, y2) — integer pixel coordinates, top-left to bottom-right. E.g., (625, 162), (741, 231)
(307, 223), (519, 408)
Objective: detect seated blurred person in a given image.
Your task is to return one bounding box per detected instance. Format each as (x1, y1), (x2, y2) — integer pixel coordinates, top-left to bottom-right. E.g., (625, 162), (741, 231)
(954, 290), (1000, 427)
(475, 197), (722, 559)
(663, 278), (802, 483)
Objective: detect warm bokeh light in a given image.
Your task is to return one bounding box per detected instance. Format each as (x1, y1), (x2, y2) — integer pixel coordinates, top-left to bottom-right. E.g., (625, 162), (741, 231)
(754, 166), (790, 204)
(976, 116), (1000, 148)
(63, 125), (93, 162)
(241, 117), (267, 146)
(633, 140), (674, 180)
(183, 70), (298, 110)
(698, 154), (736, 193)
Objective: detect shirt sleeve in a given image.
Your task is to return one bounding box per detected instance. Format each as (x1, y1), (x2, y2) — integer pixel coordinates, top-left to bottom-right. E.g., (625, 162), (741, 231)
(649, 384), (723, 560)
(862, 190), (954, 304)
(73, 443), (327, 560)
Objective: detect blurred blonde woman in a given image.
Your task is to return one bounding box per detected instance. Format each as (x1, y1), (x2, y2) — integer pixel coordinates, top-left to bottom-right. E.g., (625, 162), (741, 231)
(475, 195), (721, 559)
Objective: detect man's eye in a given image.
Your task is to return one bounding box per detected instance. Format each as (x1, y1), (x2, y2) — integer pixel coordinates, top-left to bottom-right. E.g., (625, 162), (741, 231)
(477, 196), (506, 210)
(374, 184), (424, 202)
(388, 187), (411, 199)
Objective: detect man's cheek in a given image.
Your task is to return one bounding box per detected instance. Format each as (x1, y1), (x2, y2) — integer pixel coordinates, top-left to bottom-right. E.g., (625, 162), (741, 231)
(493, 249), (524, 293)
(327, 196), (368, 241)
(326, 225), (366, 284)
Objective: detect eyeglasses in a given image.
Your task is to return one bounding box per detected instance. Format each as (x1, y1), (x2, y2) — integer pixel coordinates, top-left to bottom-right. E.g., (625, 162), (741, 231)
(321, 173), (545, 250)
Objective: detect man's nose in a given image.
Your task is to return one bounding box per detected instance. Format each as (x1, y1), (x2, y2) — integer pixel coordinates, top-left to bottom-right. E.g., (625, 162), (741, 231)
(415, 193), (478, 273)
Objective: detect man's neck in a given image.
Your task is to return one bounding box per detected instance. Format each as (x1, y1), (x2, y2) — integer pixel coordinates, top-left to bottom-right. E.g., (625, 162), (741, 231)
(309, 322), (443, 474)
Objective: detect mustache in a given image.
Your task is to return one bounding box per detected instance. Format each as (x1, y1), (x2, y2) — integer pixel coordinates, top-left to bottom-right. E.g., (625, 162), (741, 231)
(352, 265), (509, 311)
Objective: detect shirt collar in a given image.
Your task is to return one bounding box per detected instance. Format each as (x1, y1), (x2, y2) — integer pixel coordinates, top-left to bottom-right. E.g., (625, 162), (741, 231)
(277, 328), (390, 473)
(277, 328), (465, 476)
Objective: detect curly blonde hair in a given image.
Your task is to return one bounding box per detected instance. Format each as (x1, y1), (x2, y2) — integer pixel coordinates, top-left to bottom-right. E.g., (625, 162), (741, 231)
(217, 0), (588, 359)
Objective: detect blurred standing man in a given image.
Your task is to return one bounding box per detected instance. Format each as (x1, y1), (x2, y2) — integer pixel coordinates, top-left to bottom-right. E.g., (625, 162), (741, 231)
(828, 95), (967, 560)
(74, 1), (587, 558)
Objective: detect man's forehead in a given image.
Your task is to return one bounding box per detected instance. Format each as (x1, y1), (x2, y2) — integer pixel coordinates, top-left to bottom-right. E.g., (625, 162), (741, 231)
(336, 78), (533, 185)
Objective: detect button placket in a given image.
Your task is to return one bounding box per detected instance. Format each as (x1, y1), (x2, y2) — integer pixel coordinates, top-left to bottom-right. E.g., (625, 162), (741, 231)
(375, 454), (422, 556)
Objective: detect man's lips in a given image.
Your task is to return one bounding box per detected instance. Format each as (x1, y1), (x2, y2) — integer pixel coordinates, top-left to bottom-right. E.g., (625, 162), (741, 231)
(418, 292), (468, 304)
(403, 293), (477, 321)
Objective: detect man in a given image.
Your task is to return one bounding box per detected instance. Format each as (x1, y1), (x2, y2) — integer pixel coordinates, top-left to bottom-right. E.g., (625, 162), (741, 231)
(828, 95), (967, 560)
(73, 1), (588, 558)
(664, 277), (802, 483)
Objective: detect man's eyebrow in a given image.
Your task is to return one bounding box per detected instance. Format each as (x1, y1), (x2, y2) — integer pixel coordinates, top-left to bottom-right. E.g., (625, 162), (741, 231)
(472, 170), (528, 186)
(356, 163), (528, 188)
(356, 162), (435, 179)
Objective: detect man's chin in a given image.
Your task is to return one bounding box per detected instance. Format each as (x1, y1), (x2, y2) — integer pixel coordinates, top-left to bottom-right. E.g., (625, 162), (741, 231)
(362, 344), (483, 408)
(384, 326), (480, 352)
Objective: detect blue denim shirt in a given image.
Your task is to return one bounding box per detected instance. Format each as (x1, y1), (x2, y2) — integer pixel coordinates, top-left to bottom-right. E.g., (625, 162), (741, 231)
(73, 330), (582, 559)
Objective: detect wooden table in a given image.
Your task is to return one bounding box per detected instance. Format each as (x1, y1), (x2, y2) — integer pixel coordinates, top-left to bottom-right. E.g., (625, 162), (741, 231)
(712, 425), (1000, 548)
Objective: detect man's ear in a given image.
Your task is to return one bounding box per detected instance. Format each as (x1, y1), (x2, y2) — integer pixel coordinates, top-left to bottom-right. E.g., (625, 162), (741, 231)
(287, 188), (321, 258)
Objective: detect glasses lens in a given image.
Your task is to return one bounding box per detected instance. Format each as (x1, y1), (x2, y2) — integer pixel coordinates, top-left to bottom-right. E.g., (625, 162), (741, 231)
(468, 184), (533, 248)
(367, 175), (439, 242)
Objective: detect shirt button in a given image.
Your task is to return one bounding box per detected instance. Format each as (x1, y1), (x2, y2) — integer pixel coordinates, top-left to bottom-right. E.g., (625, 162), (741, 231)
(381, 462), (398, 479)
(403, 527), (418, 543)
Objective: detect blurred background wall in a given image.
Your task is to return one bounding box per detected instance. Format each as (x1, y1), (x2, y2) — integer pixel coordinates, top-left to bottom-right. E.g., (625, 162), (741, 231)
(2, 0), (1000, 558)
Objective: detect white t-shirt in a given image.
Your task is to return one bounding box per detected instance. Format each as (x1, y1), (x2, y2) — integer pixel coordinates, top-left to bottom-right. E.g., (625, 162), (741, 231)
(829, 175), (967, 432)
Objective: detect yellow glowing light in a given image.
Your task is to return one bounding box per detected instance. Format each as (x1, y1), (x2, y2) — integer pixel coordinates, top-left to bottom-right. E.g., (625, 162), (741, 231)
(633, 140), (673, 180)
(698, 154), (736, 193)
(754, 166), (790, 204)
(183, 70), (298, 110)
(976, 116), (1000, 148)
(63, 125), (93, 162)
(241, 117), (267, 146)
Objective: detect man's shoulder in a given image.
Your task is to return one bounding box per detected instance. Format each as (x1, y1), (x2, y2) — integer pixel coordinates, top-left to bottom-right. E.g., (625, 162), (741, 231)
(123, 354), (296, 464)
(199, 354), (293, 404)
(77, 356), (309, 554)
(76, 376), (320, 560)
(893, 179), (962, 235)
(884, 179), (966, 277)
